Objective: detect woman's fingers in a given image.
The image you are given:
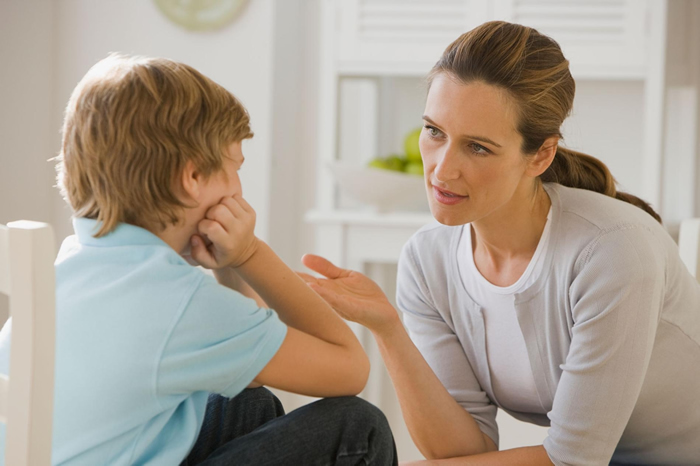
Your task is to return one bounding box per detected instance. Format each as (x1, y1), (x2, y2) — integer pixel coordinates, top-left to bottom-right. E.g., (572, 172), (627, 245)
(302, 254), (348, 279)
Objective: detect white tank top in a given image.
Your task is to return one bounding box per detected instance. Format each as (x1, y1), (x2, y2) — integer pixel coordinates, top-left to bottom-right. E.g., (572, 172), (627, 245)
(457, 208), (552, 414)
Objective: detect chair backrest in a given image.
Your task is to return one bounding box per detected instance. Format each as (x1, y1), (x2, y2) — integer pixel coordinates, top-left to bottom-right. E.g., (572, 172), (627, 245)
(678, 218), (700, 282)
(0, 221), (55, 466)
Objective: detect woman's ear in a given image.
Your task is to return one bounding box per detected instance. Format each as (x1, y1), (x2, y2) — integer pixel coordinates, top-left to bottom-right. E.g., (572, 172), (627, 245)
(180, 160), (201, 201)
(527, 136), (559, 177)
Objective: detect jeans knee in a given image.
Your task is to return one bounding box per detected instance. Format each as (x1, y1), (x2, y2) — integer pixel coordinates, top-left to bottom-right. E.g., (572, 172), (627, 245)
(237, 386), (278, 404)
(329, 397), (392, 435)
(328, 397), (396, 464)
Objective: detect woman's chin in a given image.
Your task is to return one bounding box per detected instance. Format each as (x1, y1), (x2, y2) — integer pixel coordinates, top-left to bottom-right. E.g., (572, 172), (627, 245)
(429, 204), (471, 226)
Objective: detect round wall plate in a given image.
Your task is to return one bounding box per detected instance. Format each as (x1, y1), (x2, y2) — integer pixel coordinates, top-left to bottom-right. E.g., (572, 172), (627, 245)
(154, 0), (249, 32)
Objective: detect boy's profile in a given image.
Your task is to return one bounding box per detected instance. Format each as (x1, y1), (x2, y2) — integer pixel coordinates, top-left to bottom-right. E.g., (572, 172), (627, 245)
(0, 54), (396, 465)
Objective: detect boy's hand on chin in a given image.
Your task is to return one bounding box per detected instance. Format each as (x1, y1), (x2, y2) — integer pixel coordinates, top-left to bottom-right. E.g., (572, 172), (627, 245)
(189, 194), (259, 269)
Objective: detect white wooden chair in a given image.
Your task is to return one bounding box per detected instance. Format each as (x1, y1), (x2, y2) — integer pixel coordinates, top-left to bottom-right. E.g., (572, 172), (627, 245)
(679, 218), (700, 281)
(0, 221), (56, 465)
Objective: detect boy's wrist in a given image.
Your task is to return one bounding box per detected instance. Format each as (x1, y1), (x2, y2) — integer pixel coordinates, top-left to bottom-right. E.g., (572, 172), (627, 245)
(230, 237), (265, 270)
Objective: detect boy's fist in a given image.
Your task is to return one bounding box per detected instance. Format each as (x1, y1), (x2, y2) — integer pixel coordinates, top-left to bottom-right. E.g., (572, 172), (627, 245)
(190, 194), (258, 269)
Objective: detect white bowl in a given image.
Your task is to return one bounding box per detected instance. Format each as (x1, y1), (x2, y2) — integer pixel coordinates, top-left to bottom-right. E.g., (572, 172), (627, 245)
(329, 161), (430, 212)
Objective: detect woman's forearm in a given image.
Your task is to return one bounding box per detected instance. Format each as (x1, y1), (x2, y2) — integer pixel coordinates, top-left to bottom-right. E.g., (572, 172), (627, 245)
(404, 445), (552, 465)
(373, 319), (495, 459)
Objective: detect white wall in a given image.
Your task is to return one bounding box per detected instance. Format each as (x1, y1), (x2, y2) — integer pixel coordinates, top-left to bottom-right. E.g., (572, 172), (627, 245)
(0, 0), (56, 324)
(0, 0), (56, 228)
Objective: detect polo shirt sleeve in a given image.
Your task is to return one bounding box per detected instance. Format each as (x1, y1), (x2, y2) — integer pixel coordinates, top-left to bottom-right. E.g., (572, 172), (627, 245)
(396, 239), (499, 447)
(157, 275), (287, 399)
(544, 226), (664, 466)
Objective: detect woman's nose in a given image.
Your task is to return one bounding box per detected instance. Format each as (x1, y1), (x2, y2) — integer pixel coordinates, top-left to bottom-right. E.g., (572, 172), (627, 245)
(433, 144), (461, 182)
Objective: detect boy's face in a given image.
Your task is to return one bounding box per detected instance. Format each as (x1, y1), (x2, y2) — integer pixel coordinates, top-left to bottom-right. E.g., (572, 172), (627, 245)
(201, 141), (245, 205)
(163, 141), (247, 256)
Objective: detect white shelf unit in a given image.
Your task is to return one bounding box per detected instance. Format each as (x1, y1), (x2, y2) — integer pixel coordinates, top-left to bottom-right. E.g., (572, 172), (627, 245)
(309, 0), (673, 269)
(307, 0), (697, 459)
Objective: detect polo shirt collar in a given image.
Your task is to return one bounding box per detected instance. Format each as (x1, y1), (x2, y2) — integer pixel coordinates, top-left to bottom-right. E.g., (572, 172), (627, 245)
(73, 217), (170, 248)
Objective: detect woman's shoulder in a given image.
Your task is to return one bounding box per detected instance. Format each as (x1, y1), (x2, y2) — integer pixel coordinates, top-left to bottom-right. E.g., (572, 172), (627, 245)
(547, 183), (666, 237)
(546, 183), (676, 268)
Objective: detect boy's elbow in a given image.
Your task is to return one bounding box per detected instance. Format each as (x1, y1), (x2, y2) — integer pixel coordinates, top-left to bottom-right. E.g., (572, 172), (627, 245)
(343, 348), (370, 396)
(356, 352), (371, 393)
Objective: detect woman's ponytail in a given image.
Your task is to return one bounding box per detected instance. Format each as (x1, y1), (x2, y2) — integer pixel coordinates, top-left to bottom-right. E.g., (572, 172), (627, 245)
(542, 147), (662, 223)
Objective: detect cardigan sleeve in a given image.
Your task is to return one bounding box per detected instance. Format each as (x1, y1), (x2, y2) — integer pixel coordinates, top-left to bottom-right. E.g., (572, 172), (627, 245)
(396, 240), (500, 447)
(544, 226), (665, 466)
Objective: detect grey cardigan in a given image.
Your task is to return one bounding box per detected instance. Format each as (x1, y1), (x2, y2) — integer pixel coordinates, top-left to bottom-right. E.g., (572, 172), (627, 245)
(396, 183), (700, 466)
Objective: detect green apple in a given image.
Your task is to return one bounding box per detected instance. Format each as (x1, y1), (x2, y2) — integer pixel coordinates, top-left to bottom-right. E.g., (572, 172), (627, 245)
(385, 154), (406, 172)
(404, 127), (422, 163)
(368, 155), (405, 172)
(405, 162), (424, 176)
(368, 158), (391, 170)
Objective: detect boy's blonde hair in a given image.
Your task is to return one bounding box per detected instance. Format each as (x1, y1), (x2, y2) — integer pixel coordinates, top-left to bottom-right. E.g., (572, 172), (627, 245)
(57, 53), (253, 237)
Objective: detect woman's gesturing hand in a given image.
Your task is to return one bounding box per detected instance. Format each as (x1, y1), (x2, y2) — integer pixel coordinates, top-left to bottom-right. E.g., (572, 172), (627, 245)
(299, 254), (401, 334)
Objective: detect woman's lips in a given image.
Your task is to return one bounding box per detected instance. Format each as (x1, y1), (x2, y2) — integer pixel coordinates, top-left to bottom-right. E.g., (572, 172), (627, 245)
(433, 186), (468, 205)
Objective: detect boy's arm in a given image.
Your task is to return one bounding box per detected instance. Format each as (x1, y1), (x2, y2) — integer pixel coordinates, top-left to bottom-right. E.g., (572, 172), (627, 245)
(232, 241), (351, 340)
(190, 194), (369, 397)
(214, 267), (266, 308)
(215, 267), (266, 388)
(233, 240), (370, 396)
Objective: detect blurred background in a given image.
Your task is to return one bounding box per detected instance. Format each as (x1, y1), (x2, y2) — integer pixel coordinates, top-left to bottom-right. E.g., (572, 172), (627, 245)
(1, 0), (699, 462)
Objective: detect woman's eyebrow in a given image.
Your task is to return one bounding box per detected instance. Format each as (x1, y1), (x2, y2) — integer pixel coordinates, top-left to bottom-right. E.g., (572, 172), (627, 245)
(422, 115), (502, 148)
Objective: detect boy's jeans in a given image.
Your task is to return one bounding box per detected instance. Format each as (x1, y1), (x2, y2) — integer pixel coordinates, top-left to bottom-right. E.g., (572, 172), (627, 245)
(180, 387), (398, 465)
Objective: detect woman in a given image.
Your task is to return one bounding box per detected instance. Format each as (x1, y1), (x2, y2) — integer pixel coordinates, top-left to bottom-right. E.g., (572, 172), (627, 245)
(300, 21), (700, 465)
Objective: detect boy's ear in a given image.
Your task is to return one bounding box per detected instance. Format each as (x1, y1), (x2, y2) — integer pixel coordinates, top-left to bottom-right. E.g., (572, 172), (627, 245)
(180, 160), (201, 201)
(527, 136), (558, 177)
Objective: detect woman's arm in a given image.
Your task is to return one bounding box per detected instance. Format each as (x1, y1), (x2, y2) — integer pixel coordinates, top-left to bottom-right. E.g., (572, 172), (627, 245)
(376, 318), (498, 458)
(403, 446), (551, 465)
(301, 254), (553, 464)
(300, 255), (497, 458)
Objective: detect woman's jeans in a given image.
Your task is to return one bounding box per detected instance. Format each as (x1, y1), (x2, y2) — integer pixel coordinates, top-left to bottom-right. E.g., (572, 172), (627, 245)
(180, 387), (398, 465)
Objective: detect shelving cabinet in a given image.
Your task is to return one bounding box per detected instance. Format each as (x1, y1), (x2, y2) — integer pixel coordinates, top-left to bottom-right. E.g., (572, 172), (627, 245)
(308, 0), (677, 274)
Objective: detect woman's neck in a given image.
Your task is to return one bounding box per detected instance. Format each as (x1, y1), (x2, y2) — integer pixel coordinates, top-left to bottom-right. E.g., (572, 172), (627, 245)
(471, 183), (551, 269)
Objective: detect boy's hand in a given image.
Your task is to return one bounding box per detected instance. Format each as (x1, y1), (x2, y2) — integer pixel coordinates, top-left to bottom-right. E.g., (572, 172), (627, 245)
(189, 194), (259, 269)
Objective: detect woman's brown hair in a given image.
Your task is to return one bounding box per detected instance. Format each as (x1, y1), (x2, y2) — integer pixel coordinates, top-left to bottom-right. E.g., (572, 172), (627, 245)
(57, 53), (254, 237)
(429, 21), (661, 223)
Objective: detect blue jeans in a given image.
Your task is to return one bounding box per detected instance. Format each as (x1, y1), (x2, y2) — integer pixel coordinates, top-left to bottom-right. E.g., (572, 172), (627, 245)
(180, 388), (398, 465)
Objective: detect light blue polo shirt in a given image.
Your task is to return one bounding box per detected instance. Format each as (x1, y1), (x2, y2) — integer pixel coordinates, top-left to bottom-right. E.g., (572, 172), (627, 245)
(0, 218), (287, 465)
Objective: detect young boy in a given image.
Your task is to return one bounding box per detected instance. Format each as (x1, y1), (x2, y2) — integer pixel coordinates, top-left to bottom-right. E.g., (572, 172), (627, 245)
(0, 54), (396, 465)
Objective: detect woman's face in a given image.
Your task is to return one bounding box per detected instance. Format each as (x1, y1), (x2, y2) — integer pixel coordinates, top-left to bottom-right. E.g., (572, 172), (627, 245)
(420, 74), (535, 226)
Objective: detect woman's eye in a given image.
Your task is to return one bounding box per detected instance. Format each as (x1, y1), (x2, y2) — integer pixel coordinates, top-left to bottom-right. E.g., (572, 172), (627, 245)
(425, 125), (440, 137)
(469, 143), (490, 156)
